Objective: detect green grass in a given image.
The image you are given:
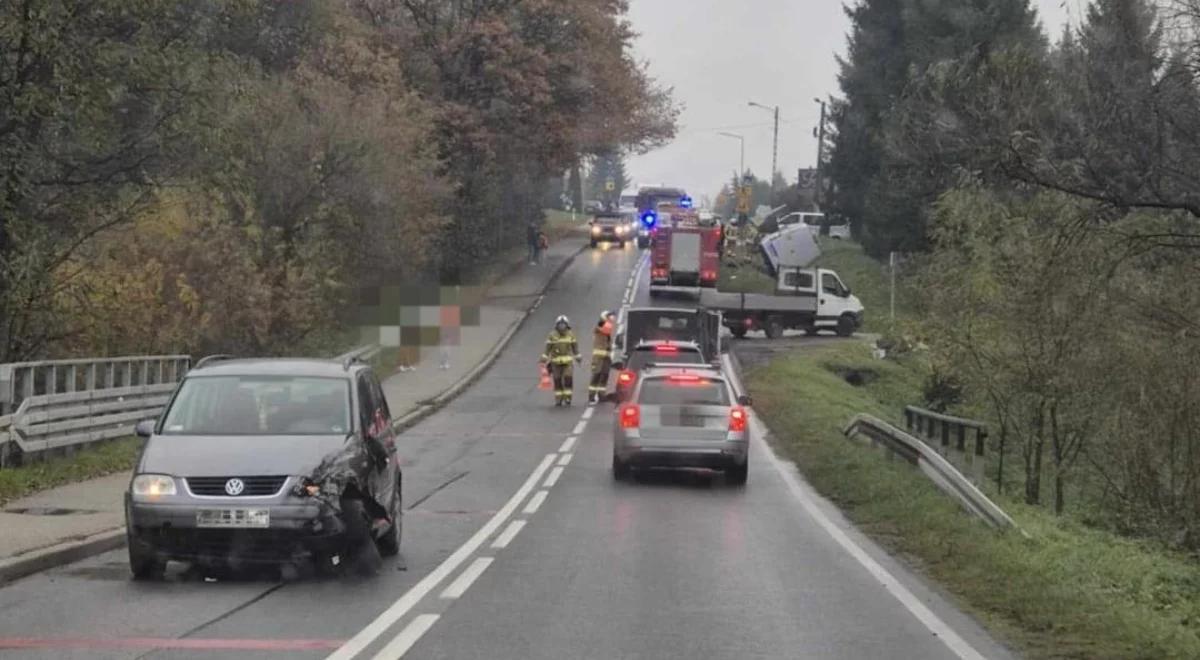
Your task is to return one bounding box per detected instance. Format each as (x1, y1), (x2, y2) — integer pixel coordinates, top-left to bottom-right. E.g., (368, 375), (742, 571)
(0, 437), (142, 506)
(745, 341), (1200, 660)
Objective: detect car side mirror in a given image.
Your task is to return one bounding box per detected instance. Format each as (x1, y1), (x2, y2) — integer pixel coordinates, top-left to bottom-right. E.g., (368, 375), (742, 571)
(842, 286), (852, 297)
(737, 395), (753, 407)
(134, 419), (155, 438)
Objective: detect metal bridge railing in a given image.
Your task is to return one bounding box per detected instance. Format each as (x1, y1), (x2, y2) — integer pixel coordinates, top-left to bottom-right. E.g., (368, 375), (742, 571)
(0, 356), (190, 466)
(904, 406), (989, 488)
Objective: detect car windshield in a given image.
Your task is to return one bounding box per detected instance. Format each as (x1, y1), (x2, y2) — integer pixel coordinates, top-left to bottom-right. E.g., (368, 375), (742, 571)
(638, 376), (729, 406)
(161, 375), (351, 436)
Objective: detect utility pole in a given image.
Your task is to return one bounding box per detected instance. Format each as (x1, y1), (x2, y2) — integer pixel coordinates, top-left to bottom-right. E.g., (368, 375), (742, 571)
(813, 98), (827, 211)
(748, 101), (780, 194)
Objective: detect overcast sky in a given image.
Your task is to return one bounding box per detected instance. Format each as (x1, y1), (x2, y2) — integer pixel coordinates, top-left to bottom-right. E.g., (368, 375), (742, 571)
(624, 0), (1081, 203)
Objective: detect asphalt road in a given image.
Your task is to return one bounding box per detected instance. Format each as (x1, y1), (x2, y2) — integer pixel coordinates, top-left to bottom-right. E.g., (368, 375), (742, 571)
(0, 241), (1014, 660)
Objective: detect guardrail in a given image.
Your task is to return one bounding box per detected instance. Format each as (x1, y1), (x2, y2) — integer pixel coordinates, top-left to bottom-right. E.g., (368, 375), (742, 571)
(904, 406), (989, 488)
(0, 355), (190, 466)
(843, 414), (1019, 531)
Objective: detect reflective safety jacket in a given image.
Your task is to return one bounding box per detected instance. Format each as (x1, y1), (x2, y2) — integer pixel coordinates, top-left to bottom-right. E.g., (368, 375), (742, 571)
(591, 323), (614, 368)
(542, 330), (579, 365)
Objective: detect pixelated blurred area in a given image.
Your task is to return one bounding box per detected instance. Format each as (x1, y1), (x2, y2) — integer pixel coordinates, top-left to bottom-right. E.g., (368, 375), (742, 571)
(349, 284), (483, 356)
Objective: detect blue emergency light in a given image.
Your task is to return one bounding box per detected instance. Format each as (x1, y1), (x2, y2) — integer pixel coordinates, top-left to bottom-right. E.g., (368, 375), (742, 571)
(640, 210), (657, 227)
(679, 196), (693, 208)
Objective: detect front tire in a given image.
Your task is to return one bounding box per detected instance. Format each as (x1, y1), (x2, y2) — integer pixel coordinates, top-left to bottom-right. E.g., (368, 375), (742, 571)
(341, 498), (382, 576)
(376, 478), (402, 557)
(836, 315), (856, 338)
(128, 539), (165, 581)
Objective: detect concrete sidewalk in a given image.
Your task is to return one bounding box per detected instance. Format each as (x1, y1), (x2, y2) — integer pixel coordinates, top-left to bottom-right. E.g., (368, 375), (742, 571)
(0, 232), (587, 583)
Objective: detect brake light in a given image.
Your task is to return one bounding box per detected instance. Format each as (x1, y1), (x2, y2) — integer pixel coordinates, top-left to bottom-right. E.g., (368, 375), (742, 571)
(701, 270), (717, 281)
(729, 406), (747, 432)
(619, 404), (640, 429)
(667, 374), (702, 383)
(654, 344), (678, 353)
(618, 370), (635, 387)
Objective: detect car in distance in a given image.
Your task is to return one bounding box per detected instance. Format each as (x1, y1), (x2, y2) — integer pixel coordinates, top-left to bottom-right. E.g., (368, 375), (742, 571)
(590, 211), (629, 248)
(612, 365), (751, 485)
(124, 355), (402, 579)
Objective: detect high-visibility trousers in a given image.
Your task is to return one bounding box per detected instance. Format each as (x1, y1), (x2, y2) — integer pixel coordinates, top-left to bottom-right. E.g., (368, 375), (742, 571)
(550, 362), (574, 402)
(589, 357), (611, 397)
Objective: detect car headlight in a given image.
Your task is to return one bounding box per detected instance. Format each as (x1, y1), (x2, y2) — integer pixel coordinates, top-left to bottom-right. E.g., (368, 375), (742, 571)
(131, 474), (177, 498)
(591, 226), (601, 235)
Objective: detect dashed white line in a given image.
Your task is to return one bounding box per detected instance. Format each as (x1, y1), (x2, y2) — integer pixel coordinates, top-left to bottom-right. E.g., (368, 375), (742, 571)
(325, 453), (555, 660)
(543, 466), (564, 488)
(581, 407), (594, 421)
(572, 420), (588, 435)
(558, 436), (577, 453)
(371, 613), (440, 660)
(557, 452), (573, 467)
(491, 520), (527, 550)
(523, 490), (548, 514)
(440, 557), (494, 600)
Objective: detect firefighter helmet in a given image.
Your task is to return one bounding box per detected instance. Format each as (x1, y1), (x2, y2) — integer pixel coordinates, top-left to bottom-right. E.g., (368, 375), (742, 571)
(555, 315), (570, 328)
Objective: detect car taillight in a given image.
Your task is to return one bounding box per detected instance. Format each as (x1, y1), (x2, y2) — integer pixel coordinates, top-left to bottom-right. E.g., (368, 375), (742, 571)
(619, 404), (640, 429)
(618, 370), (635, 387)
(729, 406), (748, 432)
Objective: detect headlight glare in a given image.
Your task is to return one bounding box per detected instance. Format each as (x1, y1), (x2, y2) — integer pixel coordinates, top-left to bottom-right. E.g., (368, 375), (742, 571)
(132, 474), (176, 498)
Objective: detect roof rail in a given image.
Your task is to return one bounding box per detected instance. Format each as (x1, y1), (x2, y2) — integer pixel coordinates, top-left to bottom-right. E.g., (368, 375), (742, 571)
(342, 355), (365, 372)
(194, 354), (236, 369)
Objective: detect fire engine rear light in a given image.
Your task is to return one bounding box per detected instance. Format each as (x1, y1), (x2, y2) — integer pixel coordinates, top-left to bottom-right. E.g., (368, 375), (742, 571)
(729, 406), (747, 432)
(652, 268), (668, 279)
(619, 404), (640, 429)
(701, 270), (717, 281)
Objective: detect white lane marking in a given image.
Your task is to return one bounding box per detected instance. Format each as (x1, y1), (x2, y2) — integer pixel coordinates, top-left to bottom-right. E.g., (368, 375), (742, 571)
(440, 556), (494, 600)
(581, 407), (594, 421)
(543, 466), (564, 488)
(523, 490), (548, 514)
(326, 453), (556, 660)
(491, 520), (527, 550)
(370, 614), (439, 660)
(557, 452), (573, 467)
(558, 436), (577, 453)
(572, 420), (588, 435)
(720, 356), (988, 660)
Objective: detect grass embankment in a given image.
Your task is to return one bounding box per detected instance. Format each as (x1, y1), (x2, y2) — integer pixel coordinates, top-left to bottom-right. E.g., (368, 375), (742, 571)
(0, 438), (142, 506)
(745, 342), (1200, 659)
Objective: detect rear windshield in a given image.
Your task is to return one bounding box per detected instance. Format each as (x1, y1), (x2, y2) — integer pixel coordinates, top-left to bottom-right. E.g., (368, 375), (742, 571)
(161, 375), (351, 436)
(627, 347), (705, 371)
(637, 377), (729, 406)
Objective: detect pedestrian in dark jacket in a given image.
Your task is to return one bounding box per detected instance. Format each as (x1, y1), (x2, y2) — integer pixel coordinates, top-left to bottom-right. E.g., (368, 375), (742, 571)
(527, 221), (539, 265)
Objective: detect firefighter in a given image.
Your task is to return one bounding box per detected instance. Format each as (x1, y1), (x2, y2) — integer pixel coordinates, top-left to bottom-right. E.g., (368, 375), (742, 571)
(540, 315), (581, 406)
(589, 310), (617, 403)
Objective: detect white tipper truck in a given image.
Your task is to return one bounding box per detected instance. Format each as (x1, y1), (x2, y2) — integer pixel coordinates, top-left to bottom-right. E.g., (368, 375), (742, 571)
(699, 267), (864, 338)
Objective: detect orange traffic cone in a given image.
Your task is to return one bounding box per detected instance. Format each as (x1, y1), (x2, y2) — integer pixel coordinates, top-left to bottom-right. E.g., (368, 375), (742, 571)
(538, 365), (552, 390)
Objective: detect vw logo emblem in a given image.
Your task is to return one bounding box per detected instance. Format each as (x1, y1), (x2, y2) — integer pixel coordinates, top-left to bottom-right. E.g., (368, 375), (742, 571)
(224, 478), (245, 496)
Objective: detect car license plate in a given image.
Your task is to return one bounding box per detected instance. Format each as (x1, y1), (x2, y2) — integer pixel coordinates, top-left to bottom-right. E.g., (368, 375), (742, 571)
(196, 509), (270, 529)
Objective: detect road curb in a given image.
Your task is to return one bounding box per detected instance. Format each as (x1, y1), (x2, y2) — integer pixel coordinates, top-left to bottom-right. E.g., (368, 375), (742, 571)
(0, 527), (125, 586)
(392, 242), (588, 434)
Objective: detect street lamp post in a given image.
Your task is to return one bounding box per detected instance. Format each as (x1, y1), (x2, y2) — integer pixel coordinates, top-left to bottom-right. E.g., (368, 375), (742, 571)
(717, 131), (744, 181)
(748, 101), (779, 192)
(813, 97), (827, 211)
